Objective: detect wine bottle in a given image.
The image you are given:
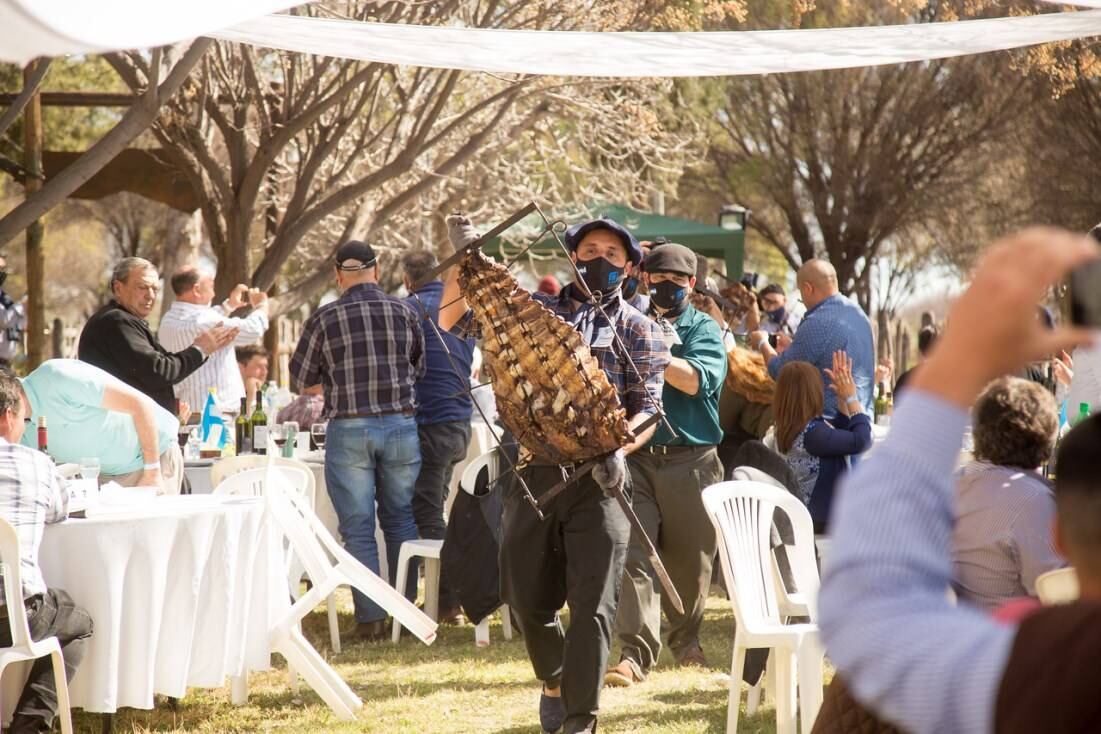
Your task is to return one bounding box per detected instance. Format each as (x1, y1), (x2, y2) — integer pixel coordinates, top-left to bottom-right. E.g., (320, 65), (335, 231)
(251, 386), (268, 456)
(873, 383), (888, 423)
(37, 416), (47, 454)
(235, 397), (251, 455)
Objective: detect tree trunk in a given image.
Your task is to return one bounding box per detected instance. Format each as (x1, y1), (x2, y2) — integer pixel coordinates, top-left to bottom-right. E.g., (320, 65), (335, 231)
(23, 62), (46, 371)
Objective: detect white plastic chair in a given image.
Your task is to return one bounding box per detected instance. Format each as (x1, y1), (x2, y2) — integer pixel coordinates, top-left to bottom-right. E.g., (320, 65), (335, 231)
(212, 458), (342, 654)
(702, 480), (824, 734)
(1036, 567), (1079, 605)
(262, 466), (437, 720)
(0, 518), (73, 734)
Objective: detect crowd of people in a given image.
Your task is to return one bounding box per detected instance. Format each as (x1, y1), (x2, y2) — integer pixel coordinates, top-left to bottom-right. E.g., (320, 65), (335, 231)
(0, 207), (1097, 733)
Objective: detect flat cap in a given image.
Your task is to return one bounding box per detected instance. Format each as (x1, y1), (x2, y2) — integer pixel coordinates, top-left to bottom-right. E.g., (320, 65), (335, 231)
(643, 242), (697, 277)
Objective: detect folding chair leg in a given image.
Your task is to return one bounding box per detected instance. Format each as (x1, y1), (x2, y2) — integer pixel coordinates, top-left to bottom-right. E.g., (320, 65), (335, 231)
(728, 643), (746, 734)
(275, 630), (361, 720)
(797, 641), (824, 734)
(423, 557), (440, 622)
(474, 617), (490, 647)
(773, 650), (797, 734)
(231, 674), (248, 705)
(286, 662), (299, 693)
(50, 650), (73, 734)
(501, 604), (513, 641)
(327, 593), (341, 654)
(391, 548), (413, 643)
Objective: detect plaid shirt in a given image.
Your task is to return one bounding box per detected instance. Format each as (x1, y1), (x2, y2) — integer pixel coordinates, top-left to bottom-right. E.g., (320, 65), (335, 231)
(290, 284), (426, 419)
(459, 284), (669, 418)
(0, 438), (68, 606)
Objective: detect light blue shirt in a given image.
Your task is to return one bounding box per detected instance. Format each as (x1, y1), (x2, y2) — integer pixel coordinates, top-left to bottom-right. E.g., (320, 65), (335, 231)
(20, 359), (177, 475)
(767, 293), (875, 417)
(819, 391), (1015, 734)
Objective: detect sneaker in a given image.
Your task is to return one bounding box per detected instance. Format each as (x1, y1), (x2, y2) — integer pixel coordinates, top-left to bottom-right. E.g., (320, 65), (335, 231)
(676, 644), (708, 668)
(604, 659), (643, 687)
(539, 689), (566, 733)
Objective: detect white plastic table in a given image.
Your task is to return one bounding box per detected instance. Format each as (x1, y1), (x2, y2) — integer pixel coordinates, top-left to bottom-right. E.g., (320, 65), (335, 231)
(26, 495), (286, 713)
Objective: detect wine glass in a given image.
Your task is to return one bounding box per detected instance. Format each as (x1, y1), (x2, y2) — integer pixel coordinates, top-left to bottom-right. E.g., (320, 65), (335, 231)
(79, 457), (100, 481)
(310, 423), (327, 452)
(271, 424), (288, 453)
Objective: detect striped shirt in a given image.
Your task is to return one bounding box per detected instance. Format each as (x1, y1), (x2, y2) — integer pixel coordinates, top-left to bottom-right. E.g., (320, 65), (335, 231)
(951, 461), (1065, 612)
(289, 283), (426, 419)
(0, 438), (68, 605)
(819, 392), (1014, 734)
(158, 301), (269, 412)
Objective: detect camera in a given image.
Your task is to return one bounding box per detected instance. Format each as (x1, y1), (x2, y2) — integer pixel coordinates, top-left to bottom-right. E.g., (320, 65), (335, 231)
(1070, 225), (1101, 328)
(768, 333), (779, 349)
(740, 271), (760, 291)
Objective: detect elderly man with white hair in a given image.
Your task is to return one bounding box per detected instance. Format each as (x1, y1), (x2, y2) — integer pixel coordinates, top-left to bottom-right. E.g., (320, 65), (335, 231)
(159, 265), (271, 415)
(78, 257), (237, 415)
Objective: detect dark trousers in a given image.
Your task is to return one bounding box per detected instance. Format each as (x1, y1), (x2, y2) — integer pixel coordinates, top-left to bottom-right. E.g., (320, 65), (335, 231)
(615, 446), (722, 673)
(500, 463), (630, 734)
(411, 420), (472, 611)
(1, 589), (93, 733)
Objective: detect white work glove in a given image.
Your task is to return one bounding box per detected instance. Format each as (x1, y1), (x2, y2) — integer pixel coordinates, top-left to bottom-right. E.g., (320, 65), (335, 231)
(591, 448), (626, 498)
(446, 214), (481, 252)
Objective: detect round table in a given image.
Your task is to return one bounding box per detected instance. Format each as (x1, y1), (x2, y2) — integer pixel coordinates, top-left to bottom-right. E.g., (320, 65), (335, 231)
(28, 495), (285, 713)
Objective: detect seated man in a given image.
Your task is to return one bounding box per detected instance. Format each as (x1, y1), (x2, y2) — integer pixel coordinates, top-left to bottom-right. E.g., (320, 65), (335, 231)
(952, 377), (1065, 612)
(0, 367), (93, 734)
(236, 345), (269, 412)
(21, 360), (182, 494)
(817, 228), (1101, 734)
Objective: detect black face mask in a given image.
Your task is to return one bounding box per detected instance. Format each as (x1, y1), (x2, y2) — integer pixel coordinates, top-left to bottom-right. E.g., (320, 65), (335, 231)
(621, 276), (640, 301)
(0, 270), (8, 288)
(575, 256), (625, 297)
(650, 279), (688, 311)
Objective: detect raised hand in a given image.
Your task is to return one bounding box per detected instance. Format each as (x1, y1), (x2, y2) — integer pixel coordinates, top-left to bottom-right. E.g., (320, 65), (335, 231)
(446, 214), (481, 252)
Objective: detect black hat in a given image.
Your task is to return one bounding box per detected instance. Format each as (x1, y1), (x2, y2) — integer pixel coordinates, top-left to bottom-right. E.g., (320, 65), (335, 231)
(563, 218), (643, 265)
(642, 242), (697, 277)
(335, 240), (377, 270)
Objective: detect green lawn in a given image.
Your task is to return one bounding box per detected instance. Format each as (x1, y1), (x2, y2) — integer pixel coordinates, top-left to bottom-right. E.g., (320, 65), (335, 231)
(72, 591), (787, 733)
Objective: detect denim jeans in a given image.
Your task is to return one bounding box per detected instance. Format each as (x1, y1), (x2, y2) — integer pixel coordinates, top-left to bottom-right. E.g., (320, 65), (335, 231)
(0, 588), (93, 733)
(325, 414), (422, 623)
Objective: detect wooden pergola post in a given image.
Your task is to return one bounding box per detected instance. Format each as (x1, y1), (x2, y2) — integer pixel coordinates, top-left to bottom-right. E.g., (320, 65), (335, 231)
(23, 61), (46, 370)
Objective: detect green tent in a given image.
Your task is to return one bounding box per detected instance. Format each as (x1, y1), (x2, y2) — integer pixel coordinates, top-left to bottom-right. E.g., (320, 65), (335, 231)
(483, 203), (745, 279)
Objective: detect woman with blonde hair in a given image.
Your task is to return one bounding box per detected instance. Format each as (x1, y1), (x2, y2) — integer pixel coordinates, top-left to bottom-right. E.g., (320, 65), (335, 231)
(773, 351), (872, 532)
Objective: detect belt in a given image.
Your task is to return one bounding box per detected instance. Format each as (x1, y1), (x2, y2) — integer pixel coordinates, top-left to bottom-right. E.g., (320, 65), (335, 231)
(331, 408), (415, 420)
(643, 444), (715, 455)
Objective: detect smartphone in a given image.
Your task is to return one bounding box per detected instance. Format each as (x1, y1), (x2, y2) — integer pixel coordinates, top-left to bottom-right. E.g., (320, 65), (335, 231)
(1071, 226), (1101, 327)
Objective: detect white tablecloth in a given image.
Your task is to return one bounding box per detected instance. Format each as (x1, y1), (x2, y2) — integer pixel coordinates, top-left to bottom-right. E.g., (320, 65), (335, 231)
(33, 496), (285, 713)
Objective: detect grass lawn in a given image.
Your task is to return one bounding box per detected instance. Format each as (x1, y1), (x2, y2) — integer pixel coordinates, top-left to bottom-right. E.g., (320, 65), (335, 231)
(72, 590), (790, 733)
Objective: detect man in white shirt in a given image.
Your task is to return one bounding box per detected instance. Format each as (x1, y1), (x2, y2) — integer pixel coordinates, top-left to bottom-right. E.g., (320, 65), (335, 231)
(159, 267), (270, 414)
(0, 367), (93, 734)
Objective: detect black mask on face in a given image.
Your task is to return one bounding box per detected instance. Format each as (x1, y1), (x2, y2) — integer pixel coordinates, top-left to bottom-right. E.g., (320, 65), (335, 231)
(0, 270), (8, 288)
(650, 279), (688, 311)
(575, 256), (626, 297)
(621, 276), (640, 301)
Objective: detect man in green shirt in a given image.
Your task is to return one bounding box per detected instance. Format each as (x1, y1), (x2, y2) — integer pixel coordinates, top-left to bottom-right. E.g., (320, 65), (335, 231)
(607, 242), (727, 686)
(21, 359), (182, 493)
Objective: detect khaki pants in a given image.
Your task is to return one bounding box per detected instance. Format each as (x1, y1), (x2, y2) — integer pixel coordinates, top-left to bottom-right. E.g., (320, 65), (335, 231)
(100, 443), (184, 495)
(615, 445), (723, 675)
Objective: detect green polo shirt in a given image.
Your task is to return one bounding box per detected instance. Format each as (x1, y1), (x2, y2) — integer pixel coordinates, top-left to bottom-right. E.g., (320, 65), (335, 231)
(650, 305), (727, 446)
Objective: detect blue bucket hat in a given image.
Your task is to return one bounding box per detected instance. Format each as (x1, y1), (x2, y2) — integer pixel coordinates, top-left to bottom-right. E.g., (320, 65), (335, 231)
(563, 217), (643, 266)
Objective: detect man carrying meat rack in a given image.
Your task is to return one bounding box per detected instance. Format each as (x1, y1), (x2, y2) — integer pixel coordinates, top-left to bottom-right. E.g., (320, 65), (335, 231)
(438, 214), (669, 734)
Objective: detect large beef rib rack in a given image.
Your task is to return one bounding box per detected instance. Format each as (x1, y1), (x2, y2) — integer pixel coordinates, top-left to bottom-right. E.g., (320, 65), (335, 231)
(459, 249), (632, 464)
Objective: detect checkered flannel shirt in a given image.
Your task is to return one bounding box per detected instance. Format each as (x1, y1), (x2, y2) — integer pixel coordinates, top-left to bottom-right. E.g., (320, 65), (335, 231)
(0, 438), (68, 606)
(290, 283), (426, 419)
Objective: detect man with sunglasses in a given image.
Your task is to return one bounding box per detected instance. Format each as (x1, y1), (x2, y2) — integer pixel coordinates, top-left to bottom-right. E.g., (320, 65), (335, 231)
(0, 367), (93, 734)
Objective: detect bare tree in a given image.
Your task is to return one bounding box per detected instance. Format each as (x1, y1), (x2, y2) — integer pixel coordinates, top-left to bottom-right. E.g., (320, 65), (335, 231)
(104, 2), (693, 315)
(701, 3), (1021, 311)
